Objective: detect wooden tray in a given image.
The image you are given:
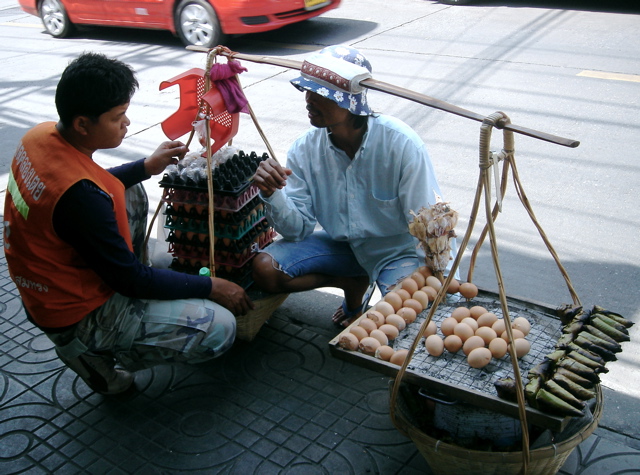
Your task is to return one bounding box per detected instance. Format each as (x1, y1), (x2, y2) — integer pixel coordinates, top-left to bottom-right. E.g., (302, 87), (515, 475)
(329, 289), (573, 432)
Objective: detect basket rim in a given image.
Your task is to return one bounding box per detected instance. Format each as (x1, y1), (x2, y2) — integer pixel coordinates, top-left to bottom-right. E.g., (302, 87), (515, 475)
(393, 383), (603, 462)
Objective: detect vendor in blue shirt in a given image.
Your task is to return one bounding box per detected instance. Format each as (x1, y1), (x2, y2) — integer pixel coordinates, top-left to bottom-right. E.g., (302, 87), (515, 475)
(252, 45), (447, 327)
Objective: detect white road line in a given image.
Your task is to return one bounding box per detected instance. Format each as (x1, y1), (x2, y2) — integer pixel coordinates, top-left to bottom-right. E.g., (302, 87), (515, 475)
(578, 70), (640, 83)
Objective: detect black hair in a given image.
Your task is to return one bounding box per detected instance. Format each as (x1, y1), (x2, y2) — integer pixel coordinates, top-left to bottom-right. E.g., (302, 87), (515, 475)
(351, 113), (368, 130)
(55, 52), (139, 128)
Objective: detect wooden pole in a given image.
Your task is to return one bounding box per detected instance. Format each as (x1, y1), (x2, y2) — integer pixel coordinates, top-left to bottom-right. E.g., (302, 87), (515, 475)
(186, 46), (580, 149)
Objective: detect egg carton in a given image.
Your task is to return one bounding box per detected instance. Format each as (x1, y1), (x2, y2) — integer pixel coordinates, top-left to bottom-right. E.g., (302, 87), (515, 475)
(168, 226), (276, 268)
(169, 241), (254, 268)
(164, 197), (264, 226)
(166, 221), (275, 253)
(169, 257), (254, 289)
(164, 209), (268, 240)
(161, 184), (261, 213)
(159, 150), (268, 196)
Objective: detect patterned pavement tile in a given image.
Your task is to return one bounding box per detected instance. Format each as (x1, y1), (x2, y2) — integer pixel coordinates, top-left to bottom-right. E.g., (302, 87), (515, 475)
(1, 227), (639, 474)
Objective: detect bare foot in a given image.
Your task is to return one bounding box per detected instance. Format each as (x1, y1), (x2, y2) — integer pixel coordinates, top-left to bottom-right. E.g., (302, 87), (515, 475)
(331, 303), (363, 327)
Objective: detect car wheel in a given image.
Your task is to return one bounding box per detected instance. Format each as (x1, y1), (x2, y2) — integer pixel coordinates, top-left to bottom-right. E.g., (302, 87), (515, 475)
(176, 0), (225, 48)
(39, 0), (75, 38)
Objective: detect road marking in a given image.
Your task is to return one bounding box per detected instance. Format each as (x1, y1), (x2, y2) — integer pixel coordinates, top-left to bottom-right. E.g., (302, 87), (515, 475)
(0, 22), (42, 28)
(578, 70), (640, 83)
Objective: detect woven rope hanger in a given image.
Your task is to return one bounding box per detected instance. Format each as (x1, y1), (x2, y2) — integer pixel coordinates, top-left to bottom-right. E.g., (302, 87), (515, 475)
(388, 111), (582, 474)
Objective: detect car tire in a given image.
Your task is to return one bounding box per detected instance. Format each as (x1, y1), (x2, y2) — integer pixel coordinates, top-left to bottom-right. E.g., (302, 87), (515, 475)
(175, 0), (225, 48)
(39, 0), (75, 38)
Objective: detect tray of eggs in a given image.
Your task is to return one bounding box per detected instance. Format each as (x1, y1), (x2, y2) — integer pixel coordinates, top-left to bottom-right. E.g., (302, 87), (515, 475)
(328, 267), (568, 431)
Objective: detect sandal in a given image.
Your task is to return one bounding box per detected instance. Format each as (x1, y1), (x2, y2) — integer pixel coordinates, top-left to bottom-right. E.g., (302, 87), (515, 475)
(332, 300), (366, 328)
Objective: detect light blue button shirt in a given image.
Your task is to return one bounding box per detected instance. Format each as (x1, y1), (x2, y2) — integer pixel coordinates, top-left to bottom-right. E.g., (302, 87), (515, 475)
(262, 114), (445, 280)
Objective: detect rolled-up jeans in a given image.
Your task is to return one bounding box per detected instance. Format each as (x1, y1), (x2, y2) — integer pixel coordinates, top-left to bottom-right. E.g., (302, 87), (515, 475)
(45, 184), (235, 371)
(259, 230), (420, 296)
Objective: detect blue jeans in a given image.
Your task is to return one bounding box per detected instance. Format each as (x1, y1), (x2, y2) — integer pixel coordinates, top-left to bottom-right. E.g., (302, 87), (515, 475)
(260, 230), (420, 296)
(46, 184), (235, 371)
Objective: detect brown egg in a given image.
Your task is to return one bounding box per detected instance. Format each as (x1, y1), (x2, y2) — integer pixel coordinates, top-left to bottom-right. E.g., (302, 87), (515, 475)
(424, 320), (437, 337)
(461, 317), (479, 332)
(477, 312), (498, 328)
(395, 288), (412, 302)
(463, 335), (486, 356)
(385, 314), (406, 331)
(410, 271), (426, 288)
(364, 310), (386, 327)
(425, 335), (445, 356)
(383, 292), (403, 312)
(425, 276), (442, 291)
(467, 347), (492, 368)
(447, 278), (460, 294)
(459, 282), (479, 299)
(453, 322), (474, 342)
(440, 317), (458, 337)
(379, 324), (400, 340)
(470, 306), (488, 319)
(359, 336), (381, 355)
(489, 337), (508, 358)
(492, 319), (506, 335)
(512, 317), (531, 336)
(397, 307), (417, 324)
(338, 333), (359, 350)
(421, 286), (438, 301)
(375, 345), (394, 361)
(350, 325), (369, 341)
(508, 338), (531, 358)
(501, 328), (525, 343)
(475, 326), (497, 345)
(390, 349), (409, 366)
(369, 329), (389, 346)
(451, 307), (471, 322)
(403, 298), (424, 314)
(418, 266), (433, 278)
(374, 301), (395, 318)
(412, 290), (430, 309)
(444, 334), (463, 353)
(358, 318), (377, 334)
(400, 277), (419, 295)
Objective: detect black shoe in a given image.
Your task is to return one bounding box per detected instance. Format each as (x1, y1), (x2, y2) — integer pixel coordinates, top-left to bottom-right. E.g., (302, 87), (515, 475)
(55, 348), (134, 395)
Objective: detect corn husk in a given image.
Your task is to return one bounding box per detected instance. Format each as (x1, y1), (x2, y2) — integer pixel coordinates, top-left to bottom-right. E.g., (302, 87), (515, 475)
(408, 202), (458, 274)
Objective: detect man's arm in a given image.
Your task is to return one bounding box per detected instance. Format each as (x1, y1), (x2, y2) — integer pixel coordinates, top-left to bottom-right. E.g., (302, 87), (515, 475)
(53, 180), (211, 300)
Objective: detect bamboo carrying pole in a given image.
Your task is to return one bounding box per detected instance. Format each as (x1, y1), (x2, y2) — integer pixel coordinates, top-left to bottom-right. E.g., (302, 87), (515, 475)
(186, 46), (580, 149)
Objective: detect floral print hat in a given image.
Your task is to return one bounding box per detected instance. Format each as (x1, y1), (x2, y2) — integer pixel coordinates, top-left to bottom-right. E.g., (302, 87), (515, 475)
(290, 45), (373, 116)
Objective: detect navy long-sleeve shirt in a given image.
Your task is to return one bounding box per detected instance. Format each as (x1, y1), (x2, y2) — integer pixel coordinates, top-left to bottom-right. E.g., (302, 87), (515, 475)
(52, 159), (211, 301)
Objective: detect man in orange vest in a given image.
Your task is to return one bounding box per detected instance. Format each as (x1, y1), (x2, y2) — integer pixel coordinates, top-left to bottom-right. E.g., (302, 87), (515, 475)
(3, 52), (253, 395)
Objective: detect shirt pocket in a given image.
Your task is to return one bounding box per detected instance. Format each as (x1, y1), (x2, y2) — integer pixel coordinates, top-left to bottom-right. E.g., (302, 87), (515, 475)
(367, 194), (407, 236)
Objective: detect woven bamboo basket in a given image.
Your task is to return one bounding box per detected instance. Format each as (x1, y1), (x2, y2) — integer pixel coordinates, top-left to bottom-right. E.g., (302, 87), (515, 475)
(393, 383), (602, 475)
(388, 113), (599, 474)
(235, 292), (289, 342)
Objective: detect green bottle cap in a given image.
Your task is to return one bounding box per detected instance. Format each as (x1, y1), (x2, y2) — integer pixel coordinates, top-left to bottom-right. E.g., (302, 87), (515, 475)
(199, 267), (211, 277)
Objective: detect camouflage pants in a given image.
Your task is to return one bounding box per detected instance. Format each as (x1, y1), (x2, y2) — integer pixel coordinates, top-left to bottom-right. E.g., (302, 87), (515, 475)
(47, 184), (236, 371)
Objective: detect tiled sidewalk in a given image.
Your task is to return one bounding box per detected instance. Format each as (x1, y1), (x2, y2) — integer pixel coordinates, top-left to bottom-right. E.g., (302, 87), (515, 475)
(1, 226), (639, 474)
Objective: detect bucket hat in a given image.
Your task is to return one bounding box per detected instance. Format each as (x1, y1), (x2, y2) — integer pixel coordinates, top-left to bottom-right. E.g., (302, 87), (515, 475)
(290, 45), (373, 116)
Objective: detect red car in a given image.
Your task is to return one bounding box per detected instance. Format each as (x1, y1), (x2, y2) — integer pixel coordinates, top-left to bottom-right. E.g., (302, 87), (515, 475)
(18, 0), (341, 47)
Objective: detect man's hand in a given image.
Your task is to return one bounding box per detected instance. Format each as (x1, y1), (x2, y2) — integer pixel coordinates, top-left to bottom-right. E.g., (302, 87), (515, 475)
(253, 158), (292, 197)
(144, 141), (187, 176)
(209, 277), (254, 316)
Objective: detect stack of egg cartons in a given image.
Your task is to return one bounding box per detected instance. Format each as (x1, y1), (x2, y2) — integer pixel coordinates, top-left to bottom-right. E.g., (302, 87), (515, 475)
(158, 147), (276, 288)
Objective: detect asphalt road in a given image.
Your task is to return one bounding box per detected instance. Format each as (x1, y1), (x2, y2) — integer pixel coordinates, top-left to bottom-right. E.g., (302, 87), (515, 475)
(1, 0), (638, 430)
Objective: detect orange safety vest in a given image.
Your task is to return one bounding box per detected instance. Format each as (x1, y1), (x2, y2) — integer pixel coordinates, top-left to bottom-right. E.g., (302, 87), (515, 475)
(3, 122), (133, 328)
